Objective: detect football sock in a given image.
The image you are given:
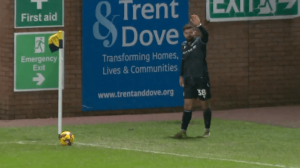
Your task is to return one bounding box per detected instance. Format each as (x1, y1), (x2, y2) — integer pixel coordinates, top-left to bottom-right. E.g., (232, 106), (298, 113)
(181, 110), (192, 131)
(203, 108), (212, 129)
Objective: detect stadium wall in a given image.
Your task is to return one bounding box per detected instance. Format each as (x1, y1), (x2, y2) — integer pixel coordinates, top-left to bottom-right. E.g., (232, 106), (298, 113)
(0, 0), (299, 119)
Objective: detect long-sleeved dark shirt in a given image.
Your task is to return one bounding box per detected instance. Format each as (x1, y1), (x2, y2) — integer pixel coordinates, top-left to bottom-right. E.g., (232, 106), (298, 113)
(180, 25), (209, 79)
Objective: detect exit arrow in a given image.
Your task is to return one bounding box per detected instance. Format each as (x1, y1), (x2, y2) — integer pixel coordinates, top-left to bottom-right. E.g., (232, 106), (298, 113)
(278, 0), (297, 9)
(33, 73), (45, 85)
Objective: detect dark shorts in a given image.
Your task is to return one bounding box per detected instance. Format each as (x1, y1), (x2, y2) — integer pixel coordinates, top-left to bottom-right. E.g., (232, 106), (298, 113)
(183, 77), (211, 100)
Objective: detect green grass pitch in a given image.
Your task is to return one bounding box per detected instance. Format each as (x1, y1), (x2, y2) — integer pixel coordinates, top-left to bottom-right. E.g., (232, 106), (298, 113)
(0, 118), (299, 168)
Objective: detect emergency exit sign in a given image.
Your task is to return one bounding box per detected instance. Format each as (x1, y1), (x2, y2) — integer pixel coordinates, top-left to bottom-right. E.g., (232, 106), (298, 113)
(14, 32), (62, 91)
(206, 0), (300, 22)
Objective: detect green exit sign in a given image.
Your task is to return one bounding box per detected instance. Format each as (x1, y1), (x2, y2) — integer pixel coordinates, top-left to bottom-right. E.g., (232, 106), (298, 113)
(14, 32), (64, 92)
(206, 0), (300, 22)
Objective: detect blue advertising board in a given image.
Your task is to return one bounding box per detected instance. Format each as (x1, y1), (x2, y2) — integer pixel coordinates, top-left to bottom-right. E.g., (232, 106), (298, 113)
(82, 0), (189, 111)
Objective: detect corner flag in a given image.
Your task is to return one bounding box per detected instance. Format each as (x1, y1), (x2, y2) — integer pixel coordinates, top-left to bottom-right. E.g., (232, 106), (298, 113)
(48, 30), (63, 53)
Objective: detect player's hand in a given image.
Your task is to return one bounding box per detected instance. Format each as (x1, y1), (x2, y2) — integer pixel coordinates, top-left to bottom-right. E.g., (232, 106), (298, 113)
(190, 14), (201, 26)
(179, 76), (184, 87)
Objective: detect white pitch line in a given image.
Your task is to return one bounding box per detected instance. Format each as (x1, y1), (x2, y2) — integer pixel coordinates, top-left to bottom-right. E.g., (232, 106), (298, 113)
(75, 142), (286, 168)
(1, 141), (299, 168)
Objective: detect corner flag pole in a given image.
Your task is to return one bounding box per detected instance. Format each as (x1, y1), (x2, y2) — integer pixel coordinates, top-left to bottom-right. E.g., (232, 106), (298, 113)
(48, 30), (64, 139)
(58, 39), (64, 139)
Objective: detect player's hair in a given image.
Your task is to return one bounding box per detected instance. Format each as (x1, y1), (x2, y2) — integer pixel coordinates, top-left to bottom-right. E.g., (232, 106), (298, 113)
(183, 24), (194, 31)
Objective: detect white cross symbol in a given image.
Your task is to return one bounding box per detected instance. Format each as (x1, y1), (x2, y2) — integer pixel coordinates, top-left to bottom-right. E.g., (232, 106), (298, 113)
(31, 0), (48, 9)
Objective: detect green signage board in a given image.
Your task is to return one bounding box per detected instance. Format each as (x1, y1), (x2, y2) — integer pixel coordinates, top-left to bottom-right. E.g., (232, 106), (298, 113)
(15, 0), (64, 28)
(206, 0), (300, 22)
(14, 32), (64, 92)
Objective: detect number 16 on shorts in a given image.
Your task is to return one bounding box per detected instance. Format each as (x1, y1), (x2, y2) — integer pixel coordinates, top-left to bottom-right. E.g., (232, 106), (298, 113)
(197, 89), (206, 99)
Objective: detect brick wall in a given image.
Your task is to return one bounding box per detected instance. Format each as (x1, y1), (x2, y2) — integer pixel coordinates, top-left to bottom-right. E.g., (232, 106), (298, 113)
(0, 0), (299, 120)
(0, 0), (12, 119)
(248, 19), (300, 107)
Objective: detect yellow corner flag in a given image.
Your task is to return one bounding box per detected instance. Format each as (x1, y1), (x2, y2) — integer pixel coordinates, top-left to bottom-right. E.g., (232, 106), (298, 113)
(48, 30), (63, 53)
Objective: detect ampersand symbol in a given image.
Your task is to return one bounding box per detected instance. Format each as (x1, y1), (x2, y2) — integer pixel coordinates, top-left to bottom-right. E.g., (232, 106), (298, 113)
(123, 66), (129, 74)
(93, 1), (119, 47)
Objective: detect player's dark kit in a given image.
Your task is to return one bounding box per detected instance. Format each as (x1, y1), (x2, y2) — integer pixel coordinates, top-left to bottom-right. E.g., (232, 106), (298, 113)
(180, 25), (211, 101)
(173, 22), (212, 139)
